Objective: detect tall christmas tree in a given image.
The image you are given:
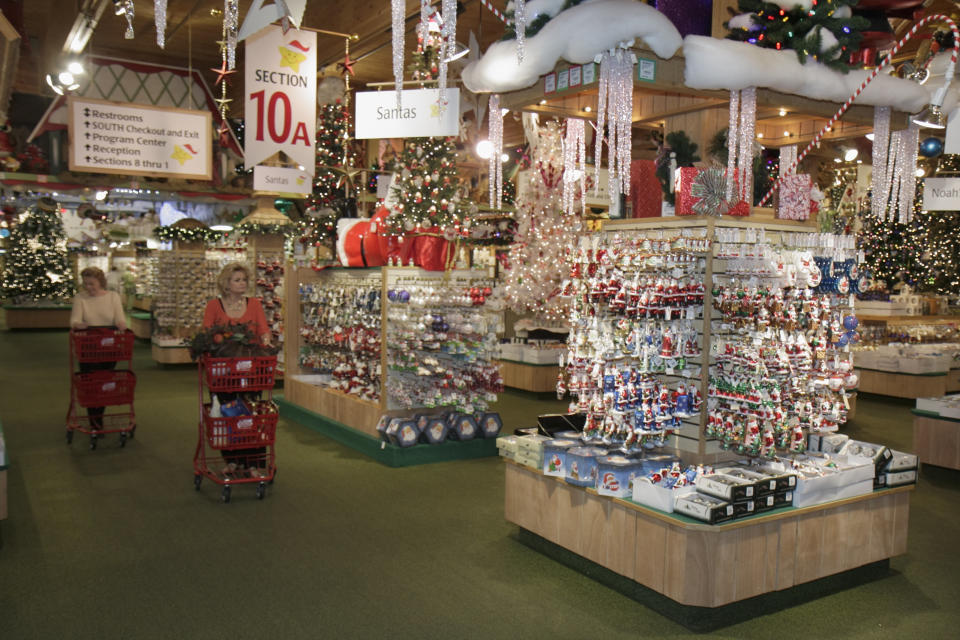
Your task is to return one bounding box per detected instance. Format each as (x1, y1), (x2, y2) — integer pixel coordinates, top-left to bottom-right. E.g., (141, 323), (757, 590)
(857, 206), (921, 292)
(503, 118), (582, 324)
(386, 137), (470, 234)
(913, 211), (960, 294)
(1, 197), (75, 303)
(725, 0), (870, 72)
(305, 100), (357, 240)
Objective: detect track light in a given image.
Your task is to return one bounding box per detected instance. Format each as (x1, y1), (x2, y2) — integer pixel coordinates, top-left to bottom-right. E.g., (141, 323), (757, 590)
(843, 147), (859, 162)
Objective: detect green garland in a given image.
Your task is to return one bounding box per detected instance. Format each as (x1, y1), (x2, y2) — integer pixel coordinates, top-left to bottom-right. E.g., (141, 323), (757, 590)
(152, 226), (217, 243)
(235, 222), (298, 237)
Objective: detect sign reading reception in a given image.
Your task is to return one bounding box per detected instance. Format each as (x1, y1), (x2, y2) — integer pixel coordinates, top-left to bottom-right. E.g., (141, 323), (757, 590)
(68, 97), (211, 180)
(354, 89), (460, 139)
(244, 25), (317, 173)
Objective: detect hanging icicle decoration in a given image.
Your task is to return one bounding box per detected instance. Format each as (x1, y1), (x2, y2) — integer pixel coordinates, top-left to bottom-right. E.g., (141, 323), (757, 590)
(885, 129), (903, 222)
(224, 0), (239, 70)
(593, 54), (609, 197)
(898, 123), (920, 224)
(726, 90), (739, 204)
(437, 0), (458, 107)
(736, 87), (756, 206)
(514, 0), (527, 64)
(594, 48), (634, 206)
(121, 1), (135, 39)
(779, 145), (797, 177)
(392, 0), (405, 108)
(871, 106), (892, 219)
(563, 118), (587, 217)
(154, 0), (167, 49)
(489, 95), (504, 209)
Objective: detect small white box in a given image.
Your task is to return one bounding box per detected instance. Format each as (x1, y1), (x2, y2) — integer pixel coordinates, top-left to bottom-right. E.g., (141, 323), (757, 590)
(499, 343), (523, 362)
(794, 478), (874, 508)
(521, 345), (562, 365)
(886, 450), (918, 472)
(632, 481), (695, 513)
(880, 469), (918, 487)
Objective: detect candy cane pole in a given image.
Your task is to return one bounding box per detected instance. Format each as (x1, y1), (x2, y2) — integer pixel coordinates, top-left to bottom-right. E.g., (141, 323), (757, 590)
(479, 0), (508, 23)
(758, 14), (960, 207)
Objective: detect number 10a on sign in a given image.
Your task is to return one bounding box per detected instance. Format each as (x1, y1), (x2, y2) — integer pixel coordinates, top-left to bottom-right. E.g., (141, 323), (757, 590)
(244, 25), (317, 175)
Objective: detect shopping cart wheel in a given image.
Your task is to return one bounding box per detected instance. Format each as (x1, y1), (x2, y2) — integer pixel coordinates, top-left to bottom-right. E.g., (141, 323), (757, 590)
(66, 429), (74, 445)
(194, 474), (202, 491)
(128, 425), (136, 440)
(256, 482), (266, 500)
(89, 436), (98, 451)
(221, 486), (231, 503)
(119, 433), (127, 448)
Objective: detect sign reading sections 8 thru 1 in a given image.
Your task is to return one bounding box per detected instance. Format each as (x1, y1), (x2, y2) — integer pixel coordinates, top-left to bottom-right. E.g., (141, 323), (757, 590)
(244, 25), (317, 175)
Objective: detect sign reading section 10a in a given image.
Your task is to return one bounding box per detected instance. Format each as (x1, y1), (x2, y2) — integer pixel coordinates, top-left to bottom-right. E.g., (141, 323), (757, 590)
(244, 25), (316, 175)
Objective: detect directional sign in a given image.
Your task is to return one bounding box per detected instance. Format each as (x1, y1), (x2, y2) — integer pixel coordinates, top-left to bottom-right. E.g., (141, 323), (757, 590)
(67, 97), (212, 180)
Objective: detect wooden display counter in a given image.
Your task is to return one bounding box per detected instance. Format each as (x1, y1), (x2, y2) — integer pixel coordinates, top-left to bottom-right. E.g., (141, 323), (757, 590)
(129, 311), (152, 340)
(948, 370), (960, 393)
(912, 411), (960, 471)
(151, 342), (192, 364)
(3, 304), (72, 329)
(284, 376), (382, 438)
(854, 368), (948, 399)
(496, 359), (560, 393)
(504, 462), (911, 609)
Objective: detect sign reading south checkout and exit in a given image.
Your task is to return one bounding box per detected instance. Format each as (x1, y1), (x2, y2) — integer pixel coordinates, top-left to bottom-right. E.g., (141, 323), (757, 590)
(68, 97), (211, 180)
(244, 25), (317, 175)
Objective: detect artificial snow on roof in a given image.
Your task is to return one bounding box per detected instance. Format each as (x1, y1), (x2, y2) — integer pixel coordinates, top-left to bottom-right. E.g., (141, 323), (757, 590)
(461, 0), (682, 94)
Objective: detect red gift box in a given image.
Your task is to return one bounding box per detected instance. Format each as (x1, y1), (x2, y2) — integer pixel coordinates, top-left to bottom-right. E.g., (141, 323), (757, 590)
(776, 174), (813, 220)
(674, 166), (701, 216)
(630, 159), (662, 218)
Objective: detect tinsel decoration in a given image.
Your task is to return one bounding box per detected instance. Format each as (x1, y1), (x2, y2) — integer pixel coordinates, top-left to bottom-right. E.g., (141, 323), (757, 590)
(438, 0), (458, 107)
(690, 167), (730, 216)
(594, 48), (634, 204)
(562, 118), (587, 217)
(392, 0), (406, 107)
(871, 106), (891, 219)
(726, 90), (739, 203)
(895, 124), (920, 224)
(488, 94), (504, 209)
(122, 1), (135, 39)
(779, 145), (797, 176)
(736, 86), (756, 205)
(155, 0), (167, 48)
(514, 0), (527, 63)
(224, 0), (239, 70)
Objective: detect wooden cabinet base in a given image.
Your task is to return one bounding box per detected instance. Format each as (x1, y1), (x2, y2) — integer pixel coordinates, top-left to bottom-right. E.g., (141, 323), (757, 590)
(284, 377), (382, 437)
(855, 368), (947, 399)
(913, 415), (960, 471)
(129, 314), (151, 340)
(151, 344), (192, 364)
(497, 360), (559, 393)
(3, 306), (72, 329)
(504, 463), (910, 609)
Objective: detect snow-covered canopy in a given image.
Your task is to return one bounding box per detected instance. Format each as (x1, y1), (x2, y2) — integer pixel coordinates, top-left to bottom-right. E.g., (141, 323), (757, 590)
(683, 35), (955, 114)
(461, 0), (682, 94)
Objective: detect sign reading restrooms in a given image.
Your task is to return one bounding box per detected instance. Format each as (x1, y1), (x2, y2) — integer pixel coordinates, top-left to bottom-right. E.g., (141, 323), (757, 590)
(244, 25), (317, 175)
(68, 97), (212, 180)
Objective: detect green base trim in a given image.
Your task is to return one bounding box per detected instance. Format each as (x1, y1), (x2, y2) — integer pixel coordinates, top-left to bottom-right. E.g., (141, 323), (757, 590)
(856, 366), (947, 377)
(275, 395), (498, 467)
(497, 358), (560, 367)
(129, 311), (151, 320)
(911, 408), (960, 423)
(515, 528), (892, 632)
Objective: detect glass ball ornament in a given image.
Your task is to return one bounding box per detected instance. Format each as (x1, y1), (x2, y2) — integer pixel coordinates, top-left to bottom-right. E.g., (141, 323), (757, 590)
(842, 314), (859, 331)
(835, 333), (850, 348)
(920, 137), (944, 158)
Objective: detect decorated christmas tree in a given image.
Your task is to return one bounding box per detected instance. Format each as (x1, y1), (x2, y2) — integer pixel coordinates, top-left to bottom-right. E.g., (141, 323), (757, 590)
(857, 205), (921, 292)
(1, 197), (75, 303)
(725, 0), (870, 72)
(503, 118), (582, 324)
(386, 137), (470, 234)
(304, 100), (357, 241)
(913, 211), (960, 295)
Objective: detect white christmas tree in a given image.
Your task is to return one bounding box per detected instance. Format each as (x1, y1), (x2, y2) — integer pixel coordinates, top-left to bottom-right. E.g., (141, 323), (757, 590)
(503, 117), (583, 324)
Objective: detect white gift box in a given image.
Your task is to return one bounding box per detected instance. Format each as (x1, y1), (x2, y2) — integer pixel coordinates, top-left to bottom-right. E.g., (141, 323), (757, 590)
(632, 481), (696, 513)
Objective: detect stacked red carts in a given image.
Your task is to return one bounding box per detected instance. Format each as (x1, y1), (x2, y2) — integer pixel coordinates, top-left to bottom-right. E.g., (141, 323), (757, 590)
(66, 328), (137, 450)
(193, 355), (278, 503)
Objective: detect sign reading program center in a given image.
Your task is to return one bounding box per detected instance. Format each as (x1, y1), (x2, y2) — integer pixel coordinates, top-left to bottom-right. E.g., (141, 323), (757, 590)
(244, 25), (317, 174)
(68, 97), (211, 180)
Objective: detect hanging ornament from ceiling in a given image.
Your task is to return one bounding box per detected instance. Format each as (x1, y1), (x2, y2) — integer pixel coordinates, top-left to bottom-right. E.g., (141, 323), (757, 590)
(121, 0), (135, 39)
(224, 0), (239, 70)
(488, 94), (504, 209)
(725, 87), (756, 208)
(514, 0), (527, 63)
(871, 106), (891, 219)
(563, 118), (587, 217)
(154, 0), (167, 48)
(392, 0), (405, 107)
(593, 48), (634, 206)
(438, 0), (458, 107)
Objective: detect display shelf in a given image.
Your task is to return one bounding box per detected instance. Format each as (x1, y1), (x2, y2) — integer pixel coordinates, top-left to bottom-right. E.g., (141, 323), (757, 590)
(856, 314), (959, 324)
(854, 368), (948, 399)
(911, 410), (960, 471)
(495, 359), (560, 393)
(2, 304), (72, 329)
(129, 311), (152, 340)
(284, 376), (382, 437)
(504, 462), (911, 610)
(150, 341), (192, 364)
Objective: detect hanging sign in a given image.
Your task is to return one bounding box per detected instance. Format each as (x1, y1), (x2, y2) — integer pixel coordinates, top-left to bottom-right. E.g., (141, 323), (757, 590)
(921, 177), (960, 210)
(354, 88), (460, 139)
(67, 97), (211, 180)
(244, 25), (316, 174)
(253, 165), (312, 196)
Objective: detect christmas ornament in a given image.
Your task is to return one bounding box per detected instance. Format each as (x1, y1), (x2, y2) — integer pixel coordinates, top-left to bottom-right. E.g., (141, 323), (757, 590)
(513, 0), (527, 63)
(594, 48), (634, 204)
(488, 94), (504, 209)
(155, 0), (167, 48)
(920, 136), (944, 158)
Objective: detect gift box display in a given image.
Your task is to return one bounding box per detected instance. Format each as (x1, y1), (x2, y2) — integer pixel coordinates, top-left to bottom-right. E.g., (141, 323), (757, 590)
(478, 412), (503, 438)
(496, 435), (520, 460)
(776, 173), (813, 221)
(731, 499), (756, 518)
(596, 456), (643, 498)
(395, 420), (421, 447)
(674, 492), (735, 524)
(564, 446), (608, 487)
(422, 417), (450, 445)
(448, 414), (478, 441)
(695, 472), (756, 501)
(543, 439), (579, 477)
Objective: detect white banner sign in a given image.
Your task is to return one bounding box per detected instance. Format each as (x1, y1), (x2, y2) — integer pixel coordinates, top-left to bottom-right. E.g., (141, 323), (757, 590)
(355, 89), (460, 139)
(922, 177), (960, 211)
(67, 97), (211, 180)
(253, 165), (311, 195)
(244, 25), (316, 174)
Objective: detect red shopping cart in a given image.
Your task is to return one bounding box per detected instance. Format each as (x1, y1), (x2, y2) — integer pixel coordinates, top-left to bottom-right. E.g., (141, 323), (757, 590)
(193, 355), (278, 503)
(66, 328), (137, 450)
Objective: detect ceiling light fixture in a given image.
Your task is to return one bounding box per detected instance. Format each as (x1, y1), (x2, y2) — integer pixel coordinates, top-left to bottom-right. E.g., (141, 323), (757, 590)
(843, 147), (859, 162)
(475, 139), (493, 159)
(778, 108), (787, 116)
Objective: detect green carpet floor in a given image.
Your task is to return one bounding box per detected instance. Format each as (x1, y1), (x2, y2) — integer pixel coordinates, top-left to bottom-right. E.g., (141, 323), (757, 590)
(1, 330), (959, 639)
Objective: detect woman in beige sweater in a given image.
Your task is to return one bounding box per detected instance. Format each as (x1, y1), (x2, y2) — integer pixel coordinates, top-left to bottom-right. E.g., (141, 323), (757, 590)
(71, 267), (128, 431)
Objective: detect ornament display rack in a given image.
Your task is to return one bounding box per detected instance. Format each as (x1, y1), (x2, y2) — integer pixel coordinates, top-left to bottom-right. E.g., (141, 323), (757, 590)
(279, 265), (503, 467)
(852, 315), (960, 398)
(501, 214), (907, 619)
(245, 232), (287, 374)
(150, 240), (217, 364)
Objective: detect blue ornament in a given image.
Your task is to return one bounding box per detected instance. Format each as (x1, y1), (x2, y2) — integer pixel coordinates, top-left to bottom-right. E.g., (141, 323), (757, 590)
(843, 314), (859, 331)
(920, 137), (944, 158)
(398, 290), (410, 303)
(846, 330), (860, 345)
(387, 289), (398, 302)
(835, 333), (850, 348)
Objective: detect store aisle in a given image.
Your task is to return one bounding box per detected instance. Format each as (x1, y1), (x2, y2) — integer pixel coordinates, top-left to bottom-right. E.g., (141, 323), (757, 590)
(0, 330), (958, 639)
